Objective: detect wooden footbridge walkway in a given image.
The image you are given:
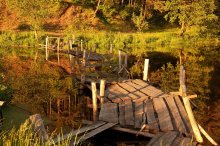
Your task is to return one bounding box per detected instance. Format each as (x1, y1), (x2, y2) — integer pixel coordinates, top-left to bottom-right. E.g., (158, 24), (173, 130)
(42, 37), (217, 145)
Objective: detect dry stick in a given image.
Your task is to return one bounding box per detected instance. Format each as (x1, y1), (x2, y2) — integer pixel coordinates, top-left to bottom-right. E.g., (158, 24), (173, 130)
(110, 43), (113, 54)
(45, 36), (49, 60)
(180, 65), (203, 143)
(143, 59), (149, 81)
(80, 39), (83, 51)
(100, 79), (106, 104)
(57, 38), (60, 65)
(92, 82), (98, 121)
(198, 124), (218, 146)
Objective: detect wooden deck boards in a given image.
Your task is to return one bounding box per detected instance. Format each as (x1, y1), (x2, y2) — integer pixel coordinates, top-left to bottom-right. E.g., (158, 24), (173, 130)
(99, 103), (118, 123)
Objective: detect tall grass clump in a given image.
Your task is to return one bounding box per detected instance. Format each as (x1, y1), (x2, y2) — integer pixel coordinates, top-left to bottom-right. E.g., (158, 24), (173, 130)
(0, 120), (73, 146)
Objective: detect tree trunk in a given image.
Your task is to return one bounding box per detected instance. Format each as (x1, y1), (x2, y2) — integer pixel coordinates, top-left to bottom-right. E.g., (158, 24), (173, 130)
(94, 0), (101, 17)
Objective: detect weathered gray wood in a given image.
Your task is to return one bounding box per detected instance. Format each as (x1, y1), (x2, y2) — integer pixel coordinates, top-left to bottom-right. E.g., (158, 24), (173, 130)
(174, 95), (193, 135)
(147, 132), (165, 146)
(53, 121), (106, 143)
(117, 83), (140, 100)
(151, 131), (178, 146)
(100, 79), (106, 104)
(153, 97), (174, 132)
(143, 59), (149, 81)
(78, 123), (117, 142)
(92, 82), (98, 121)
(111, 126), (155, 138)
(125, 100), (134, 126)
(165, 95), (188, 134)
(145, 99), (159, 133)
(119, 103), (125, 126)
(99, 103), (118, 123)
(171, 137), (182, 146)
(134, 101), (144, 128)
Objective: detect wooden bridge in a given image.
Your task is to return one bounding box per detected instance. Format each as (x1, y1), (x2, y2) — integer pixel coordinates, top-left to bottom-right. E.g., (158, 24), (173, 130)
(42, 37), (217, 145)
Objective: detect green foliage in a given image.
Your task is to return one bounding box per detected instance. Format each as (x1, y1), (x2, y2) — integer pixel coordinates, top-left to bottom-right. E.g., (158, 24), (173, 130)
(163, 0), (218, 34)
(132, 14), (149, 32)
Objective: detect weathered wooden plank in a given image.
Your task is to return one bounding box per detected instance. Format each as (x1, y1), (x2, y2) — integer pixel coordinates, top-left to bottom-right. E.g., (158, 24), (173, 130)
(145, 99), (159, 132)
(53, 121), (106, 143)
(153, 97), (174, 132)
(125, 100), (134, 126)
(134, 101), (144, 128)
(147, 132), (165, 146)
(99, 103), (119, 123)
(78, 123), (117, 142)
(112, 126), (155, 138)
(151, 131), (178, 146)
(171, 137), (182, 146)
(174, 95), (193, 135)
(119, 103), (125, 126)
(165, 95), (188, 134)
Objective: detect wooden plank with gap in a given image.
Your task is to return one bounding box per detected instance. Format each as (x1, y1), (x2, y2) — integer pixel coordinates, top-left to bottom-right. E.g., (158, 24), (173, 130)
(174, 95), (193, 135)
(165, 95), (188, 134)
(99, 103), (119, 123)
(134, 101), (144, 128)
(53, 121), (106, 143)
(78, 123), (117, 142)
(124, 100), (135, 126)
(145, 99), (159, 133)
(153, 97), (174, 132)
(150, 131), (178, 146)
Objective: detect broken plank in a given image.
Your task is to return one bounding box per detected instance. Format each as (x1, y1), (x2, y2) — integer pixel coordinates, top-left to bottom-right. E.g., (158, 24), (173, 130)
(111, 126), (155, 138)
(151, 131), (178, 146)
(153, 97), (174, 132)
(134, 101), (144, 128)
(117, 83), (141, 100)
(145, 99), (159, 133)
(78, 123), (117, 142)
(165, 95), (188, 134)
(53, 121), (106, 143)
(99, 103), (119, 123)
(174, 95), (193, 135)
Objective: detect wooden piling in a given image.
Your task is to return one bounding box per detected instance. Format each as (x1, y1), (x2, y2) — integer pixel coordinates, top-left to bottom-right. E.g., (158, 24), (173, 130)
(119, 50), (122, 70)
(124, 53), (128, 68)
(100, 79), (106, 104)
(180, 65), (203, 143)
(45, 36), (49, 60)
(110, 43), (113, 53)
(57, 38), (60, 65)
(143, 59), (149, 81)
(91, 82), (98, 121)
(82, 49), (86, 67)
(80, 39), (83, 51)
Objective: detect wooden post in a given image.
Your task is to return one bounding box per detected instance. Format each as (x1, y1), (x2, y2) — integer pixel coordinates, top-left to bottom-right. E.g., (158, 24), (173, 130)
(80, 39), (83, 51)
(45, 36), (49, 60)
(110, 43), (113, 53)
(57, 96), (60, 116)
(91, 82), (98, 121)
(49, 96), (52, 116)
(124, 53), (128, 68)
(119, 50), (122, 70)
(180, 65), (203, 143)
(68, 95), (71, 116)
(143, 59), (149, 81)
(100, 79), (106, 104)
(82, 49), (86, 67)
(57, 38), (60, 65)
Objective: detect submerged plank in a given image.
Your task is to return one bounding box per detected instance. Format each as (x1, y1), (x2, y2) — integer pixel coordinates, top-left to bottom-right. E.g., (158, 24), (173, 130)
(153, 97), (174, 132)
(145, 99), (159, 133)
(165, 95), (188, 134)
(53, 121), (106, 143)
(174, 95), (193, 135)
(99, 103), (119, 123)
(78, 123), (117, 142)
